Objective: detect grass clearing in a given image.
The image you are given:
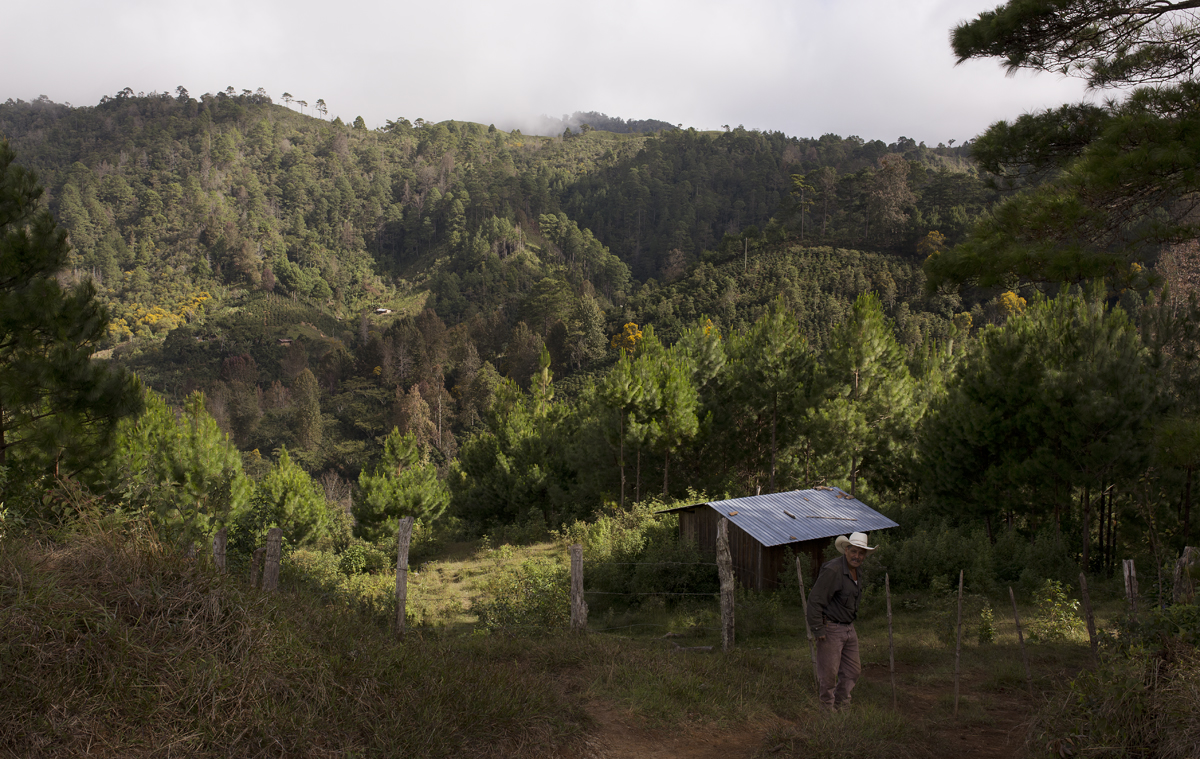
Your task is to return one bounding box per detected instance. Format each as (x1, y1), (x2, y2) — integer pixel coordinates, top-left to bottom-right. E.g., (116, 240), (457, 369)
(1, 522), (1167, 758)
(0, 524), (589, 758)
(757, 706), (930, 758)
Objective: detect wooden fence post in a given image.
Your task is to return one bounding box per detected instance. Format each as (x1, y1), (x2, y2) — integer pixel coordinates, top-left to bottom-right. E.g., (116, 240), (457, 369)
(886, 573), (896, 711)
(717, 518), (735, 653)
(954, 569), (964, 717)
(262, 528), (283, 592)
(570, 543), (588, 633)
(1173, 547), (1196, 605)
(1009, 587), (1034, 698)
(796, 558), (819, 694)
(1123, 559), (1139, 619)
(395, 517), (414, 640)
(250, 547), (265, 588)
(1079, 573), (1098, 664)
(212, 528), (227, 574)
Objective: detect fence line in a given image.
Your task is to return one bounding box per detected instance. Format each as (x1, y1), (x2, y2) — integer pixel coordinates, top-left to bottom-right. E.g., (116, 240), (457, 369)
(593, 623), (724, 633)
(584, 590), (721, 596)
(595, 561), (718, 566)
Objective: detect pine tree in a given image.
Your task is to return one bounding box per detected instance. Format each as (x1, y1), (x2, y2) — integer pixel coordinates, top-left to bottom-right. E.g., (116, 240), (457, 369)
(599, 352), (639, 508)
(920, 289), (1161, 547)
(817, 293), (915, 496)
(0, 140), (141, 495)
(353, 427), (449, 542)
(929, 0), (1200, 288)
(292, 368), (322, 450)
(111, 390), (251, 546)
(729, 300), (817, 492)
(237, 448), (328, 549)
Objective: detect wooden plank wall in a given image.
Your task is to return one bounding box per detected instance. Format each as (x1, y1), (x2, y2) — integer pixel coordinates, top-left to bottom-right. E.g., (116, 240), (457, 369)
(679, 507), (832, 591)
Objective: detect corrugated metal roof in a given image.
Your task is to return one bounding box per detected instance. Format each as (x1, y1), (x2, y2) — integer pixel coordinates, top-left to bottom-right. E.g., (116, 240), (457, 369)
(659, 488), (898, 547)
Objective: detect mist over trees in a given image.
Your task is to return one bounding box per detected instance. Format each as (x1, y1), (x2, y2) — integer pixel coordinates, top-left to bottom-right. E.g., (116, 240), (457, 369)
(496, 111), (678, 137)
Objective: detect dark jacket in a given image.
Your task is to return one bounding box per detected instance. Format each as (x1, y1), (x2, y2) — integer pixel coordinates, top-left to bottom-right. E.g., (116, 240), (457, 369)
(805, 555), (862, 638)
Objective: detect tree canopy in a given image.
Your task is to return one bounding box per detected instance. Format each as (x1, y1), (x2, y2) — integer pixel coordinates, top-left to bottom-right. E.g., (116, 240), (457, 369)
(930, 0), (1200, 291)
(951, 0), (1200, 88)
(0, 140), (141, 493)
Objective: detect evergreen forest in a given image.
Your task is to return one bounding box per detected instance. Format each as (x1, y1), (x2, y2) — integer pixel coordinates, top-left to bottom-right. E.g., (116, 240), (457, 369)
(5, 2), (1200, 752)
(0, 80), (1194, 582)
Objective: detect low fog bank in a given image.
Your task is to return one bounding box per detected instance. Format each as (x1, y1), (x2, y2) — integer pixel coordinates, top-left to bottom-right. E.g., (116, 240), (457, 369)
(493, 111), (678, 136)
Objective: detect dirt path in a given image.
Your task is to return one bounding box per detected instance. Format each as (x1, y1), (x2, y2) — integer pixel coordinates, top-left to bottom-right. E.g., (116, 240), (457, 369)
(583, 663), (1033, 759)
(583, 703), (764, 759)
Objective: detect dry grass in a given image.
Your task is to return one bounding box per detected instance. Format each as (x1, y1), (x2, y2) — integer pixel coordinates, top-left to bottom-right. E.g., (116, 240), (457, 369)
(5, 522), (1191, 758)
(756, 706), (930, 758)
(0, 522), (588, 758)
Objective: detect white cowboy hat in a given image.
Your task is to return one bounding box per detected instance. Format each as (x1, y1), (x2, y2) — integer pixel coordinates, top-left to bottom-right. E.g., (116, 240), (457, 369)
(835, 532), (877, 553)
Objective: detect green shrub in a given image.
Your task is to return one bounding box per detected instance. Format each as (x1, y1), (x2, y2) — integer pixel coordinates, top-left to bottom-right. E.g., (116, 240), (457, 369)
(870, 522), (1082, 597)
(977, 602), (996, 645)
(1028, 579), (1083, 643)
(338, 544), (369, 576)
(283, 548), (401, 625)
(487, 510), (550, 546)
(1114, 603), (1200, 651)
(1018, 532), (1082, 593)
(927, 575), (990, 647)
(471, 557), (569, 632)
(336, 542), (391, 576)
(735, 587), (783, 637)
(1030, 643), (1200, 759)
(871, 522), (995, 594)
(553, 492), (719, 610)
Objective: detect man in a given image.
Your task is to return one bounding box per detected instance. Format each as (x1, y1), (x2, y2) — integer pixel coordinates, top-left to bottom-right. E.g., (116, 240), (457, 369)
(805, 531), (875, 711)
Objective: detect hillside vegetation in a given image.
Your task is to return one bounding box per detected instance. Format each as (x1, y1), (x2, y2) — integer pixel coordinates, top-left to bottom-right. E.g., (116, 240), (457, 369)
(0, 90), (986, 486)
(2, 75), (1199, 757)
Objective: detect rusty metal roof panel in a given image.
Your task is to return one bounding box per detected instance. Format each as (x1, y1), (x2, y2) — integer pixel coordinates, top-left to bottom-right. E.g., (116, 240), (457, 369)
(660, 488), (898, 547)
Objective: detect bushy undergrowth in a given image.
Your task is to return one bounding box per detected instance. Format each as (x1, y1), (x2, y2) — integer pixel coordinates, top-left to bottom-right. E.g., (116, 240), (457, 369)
(0, 519), (588, 757)
(284, 546), (399, 622)
(1027, 579), (1084, 643)
(924, 574), (993, 647)
(1030, 639), (1200, 759)
(471, 556), (570, 632)
(555, 493), (720, 613)
(870, 520), (1082, 595)
(1113, 603), (1200, 651)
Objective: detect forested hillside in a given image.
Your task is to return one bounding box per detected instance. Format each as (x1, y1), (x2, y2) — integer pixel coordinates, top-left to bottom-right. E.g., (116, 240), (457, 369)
(6, 3), (1200, 753)
(3, 81), (1194, 595)
(0, 89), (986, 487)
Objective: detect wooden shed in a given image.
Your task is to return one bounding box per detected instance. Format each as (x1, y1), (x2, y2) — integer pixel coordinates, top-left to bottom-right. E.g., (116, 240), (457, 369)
(660, 488), (899, 590)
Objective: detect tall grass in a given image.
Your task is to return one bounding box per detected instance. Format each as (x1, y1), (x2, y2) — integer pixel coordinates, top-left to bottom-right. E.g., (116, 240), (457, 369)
(5, 512), (1194, 758)
(0, 520), (587, 757)
(1027, 613), (1200, 759)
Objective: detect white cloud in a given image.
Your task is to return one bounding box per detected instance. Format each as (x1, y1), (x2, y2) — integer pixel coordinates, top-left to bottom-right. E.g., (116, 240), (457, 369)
(1, 0), (1092, 141)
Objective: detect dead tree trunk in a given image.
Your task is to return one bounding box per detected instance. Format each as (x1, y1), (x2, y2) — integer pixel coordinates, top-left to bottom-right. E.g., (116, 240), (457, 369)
(717, 518), (735, 653)
(395, 517), (414, 639)
(570, 543), (588, 633)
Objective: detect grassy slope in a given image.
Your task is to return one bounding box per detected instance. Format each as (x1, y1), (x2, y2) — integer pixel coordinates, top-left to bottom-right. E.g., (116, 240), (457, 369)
(4, 524), (1144, 758)
(0, 525), (588, 758)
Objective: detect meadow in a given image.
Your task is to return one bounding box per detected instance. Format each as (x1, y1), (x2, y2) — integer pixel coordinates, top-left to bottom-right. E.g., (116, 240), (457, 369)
(5, 513), (1176, 759)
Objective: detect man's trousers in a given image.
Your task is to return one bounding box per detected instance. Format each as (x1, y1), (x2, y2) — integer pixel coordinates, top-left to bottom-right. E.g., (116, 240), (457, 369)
(814, 621), (860, 710)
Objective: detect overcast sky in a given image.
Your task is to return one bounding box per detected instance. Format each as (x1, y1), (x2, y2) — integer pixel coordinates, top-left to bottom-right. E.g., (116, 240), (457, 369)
(4, 0), (1094, 143)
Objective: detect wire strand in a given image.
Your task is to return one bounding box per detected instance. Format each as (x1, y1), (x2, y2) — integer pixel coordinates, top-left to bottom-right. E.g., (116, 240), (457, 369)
(584, 590), (721, 596)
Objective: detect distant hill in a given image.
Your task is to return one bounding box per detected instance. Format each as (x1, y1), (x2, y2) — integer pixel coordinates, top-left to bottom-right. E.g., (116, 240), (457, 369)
(0, 90), (993, 479)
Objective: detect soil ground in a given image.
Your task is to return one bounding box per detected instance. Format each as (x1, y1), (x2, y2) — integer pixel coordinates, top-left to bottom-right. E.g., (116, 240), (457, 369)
(584, 658), (1036, 759)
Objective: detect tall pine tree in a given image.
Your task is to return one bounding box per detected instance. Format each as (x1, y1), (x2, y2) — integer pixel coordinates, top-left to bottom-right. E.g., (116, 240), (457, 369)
(0, 140), (141, 498)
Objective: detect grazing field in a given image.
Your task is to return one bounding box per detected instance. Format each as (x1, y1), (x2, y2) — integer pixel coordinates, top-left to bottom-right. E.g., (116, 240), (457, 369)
(5, 518), (1173, 759)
